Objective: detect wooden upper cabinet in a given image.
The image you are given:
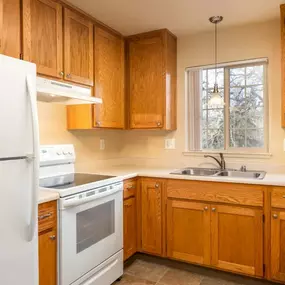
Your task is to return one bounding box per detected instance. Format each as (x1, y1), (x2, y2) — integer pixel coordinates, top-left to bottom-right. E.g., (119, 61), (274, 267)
(211, 205), (263, 277)
(123, 197), (137, 261)
(167, 200), (210, 265)
(64, 8), (93, 86)
(140, 179), (162, 255)
(281, 5), (285, 127)
(0, 0), (21, 58)
(271, 210), (285, 282)
(23, 0), (63, 78)
(127, 29), (177, 130)
(94, 27), (125, 128)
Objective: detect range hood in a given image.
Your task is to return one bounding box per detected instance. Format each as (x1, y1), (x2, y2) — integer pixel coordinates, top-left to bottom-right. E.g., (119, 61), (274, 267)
(36, 77), (102, 105)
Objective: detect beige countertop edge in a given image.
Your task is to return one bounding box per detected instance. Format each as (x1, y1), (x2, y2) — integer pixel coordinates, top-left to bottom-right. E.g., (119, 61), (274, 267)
(38, 169), (285, 205)
(38, 190), (60, 204)
(94, 169), (285, 187)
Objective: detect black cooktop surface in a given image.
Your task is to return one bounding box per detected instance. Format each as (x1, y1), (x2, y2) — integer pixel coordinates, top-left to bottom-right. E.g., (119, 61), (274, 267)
(40, 173), (115, 190)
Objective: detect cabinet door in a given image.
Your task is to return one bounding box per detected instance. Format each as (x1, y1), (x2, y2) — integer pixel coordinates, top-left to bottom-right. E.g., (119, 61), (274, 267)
(23, 0), (63, 78)
(64, 8), (93, 86)
(94, 27), (125, 128)
(141, 180), (162, 255)
(124, 197), (136, 261)
(0, 0), (21, 58)
(211, 205), (263, 277)
(39, 229), (57, 285)
(167, 200), (210, 265)
(128, 36), (164, 129)
(271, 210), (285, 282)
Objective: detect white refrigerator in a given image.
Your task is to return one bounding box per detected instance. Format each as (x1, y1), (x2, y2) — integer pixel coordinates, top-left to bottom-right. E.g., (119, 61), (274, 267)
(0, 55), (39, 284)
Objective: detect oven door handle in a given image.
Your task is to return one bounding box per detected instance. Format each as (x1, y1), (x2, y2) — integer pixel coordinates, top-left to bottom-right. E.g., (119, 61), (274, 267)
(62, 187), (122, 208)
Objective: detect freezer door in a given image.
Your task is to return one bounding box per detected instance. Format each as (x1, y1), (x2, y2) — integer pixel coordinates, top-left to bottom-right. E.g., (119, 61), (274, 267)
(0, 159), (38, 285)
(0, 55), (37, 159)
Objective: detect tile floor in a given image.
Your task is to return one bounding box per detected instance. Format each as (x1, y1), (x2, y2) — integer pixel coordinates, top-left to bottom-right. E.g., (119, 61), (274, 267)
(115, 254), (276, 285)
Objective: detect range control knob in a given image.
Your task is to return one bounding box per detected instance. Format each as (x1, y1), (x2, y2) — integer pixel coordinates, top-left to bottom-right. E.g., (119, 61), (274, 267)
(56, 152), (62, 155)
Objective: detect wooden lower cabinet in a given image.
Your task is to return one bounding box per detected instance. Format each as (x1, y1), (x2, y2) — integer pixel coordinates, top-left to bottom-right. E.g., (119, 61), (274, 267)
(123, 197), (137, 261)
(167, 200), (210, 265)
(38, 201), (57, 285)
(211, 205), (264, 277)
(140, 179), (163, 255)
(39, 229), (57, 285)
(271, 209), (285, 282)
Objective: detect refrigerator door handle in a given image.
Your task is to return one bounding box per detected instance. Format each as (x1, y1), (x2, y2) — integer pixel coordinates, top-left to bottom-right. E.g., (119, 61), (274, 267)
(26, 75), (40, 242)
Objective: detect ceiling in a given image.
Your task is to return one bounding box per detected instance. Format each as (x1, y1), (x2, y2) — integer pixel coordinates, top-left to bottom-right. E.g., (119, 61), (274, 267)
(67, 0), (283, 36)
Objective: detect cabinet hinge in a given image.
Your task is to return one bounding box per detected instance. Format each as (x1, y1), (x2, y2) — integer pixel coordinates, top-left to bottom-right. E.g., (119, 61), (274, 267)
(263, 214), (265, 223)
(263, 264), (266, 274)
(20, 53), (23, 60)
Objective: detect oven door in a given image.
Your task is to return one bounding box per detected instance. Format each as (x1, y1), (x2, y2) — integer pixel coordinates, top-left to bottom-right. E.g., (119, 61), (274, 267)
(59, 187), (123, 285)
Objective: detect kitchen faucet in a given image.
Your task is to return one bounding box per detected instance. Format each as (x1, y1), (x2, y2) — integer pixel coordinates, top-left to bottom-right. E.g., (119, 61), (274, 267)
(204, 153), (226, 170)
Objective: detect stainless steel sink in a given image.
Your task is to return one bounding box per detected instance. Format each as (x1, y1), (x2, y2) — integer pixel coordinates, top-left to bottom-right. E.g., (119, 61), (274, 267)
(215, 170), (266, 180)
(170, 167), (266, 180)
(170, 167), (221, 176)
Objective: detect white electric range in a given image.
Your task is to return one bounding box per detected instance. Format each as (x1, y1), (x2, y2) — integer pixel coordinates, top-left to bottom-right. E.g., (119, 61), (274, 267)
(39, 144), (123, 285)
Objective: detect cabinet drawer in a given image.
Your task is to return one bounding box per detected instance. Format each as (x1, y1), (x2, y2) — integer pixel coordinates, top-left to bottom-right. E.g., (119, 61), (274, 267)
(272, 187), (285, 209)
(38, 201), (57, 233)
(124, 179), (137, 199)
(167, 180), (264, 207)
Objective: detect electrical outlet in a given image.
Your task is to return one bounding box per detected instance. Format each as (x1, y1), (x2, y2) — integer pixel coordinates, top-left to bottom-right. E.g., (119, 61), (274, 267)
(165, 138), (176, 149)
(100, 139), (105, 150)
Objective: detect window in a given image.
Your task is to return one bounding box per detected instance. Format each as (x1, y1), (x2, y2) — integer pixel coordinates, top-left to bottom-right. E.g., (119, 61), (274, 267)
(186, 59), (268, 153)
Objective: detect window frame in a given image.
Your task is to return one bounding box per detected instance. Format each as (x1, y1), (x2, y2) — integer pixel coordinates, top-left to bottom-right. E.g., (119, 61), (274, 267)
(185, 58), (269, 155)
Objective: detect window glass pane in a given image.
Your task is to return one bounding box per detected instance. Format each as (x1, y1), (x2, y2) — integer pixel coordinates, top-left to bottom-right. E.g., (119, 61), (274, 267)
(230, 129), (246, 147)
(230, 67), (246, 87)
(190, 62), (266, 152)
(246, 65), (263, 85)
(246, 129), (264, 148)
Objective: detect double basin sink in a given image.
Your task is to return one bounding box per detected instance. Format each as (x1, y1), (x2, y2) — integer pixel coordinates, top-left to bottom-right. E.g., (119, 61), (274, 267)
(170, 168), (266, 180)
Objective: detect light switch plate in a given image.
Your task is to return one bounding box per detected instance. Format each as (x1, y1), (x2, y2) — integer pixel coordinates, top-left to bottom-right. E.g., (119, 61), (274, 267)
(165, 138), (176, 149)
(100, 139), (105, 150)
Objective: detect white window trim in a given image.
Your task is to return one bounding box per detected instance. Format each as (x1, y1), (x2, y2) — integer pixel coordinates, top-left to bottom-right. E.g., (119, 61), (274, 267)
(184, 58), (270, 158)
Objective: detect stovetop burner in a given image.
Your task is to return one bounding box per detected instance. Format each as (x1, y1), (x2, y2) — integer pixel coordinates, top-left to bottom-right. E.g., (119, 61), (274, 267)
(40, 173), (115, 190)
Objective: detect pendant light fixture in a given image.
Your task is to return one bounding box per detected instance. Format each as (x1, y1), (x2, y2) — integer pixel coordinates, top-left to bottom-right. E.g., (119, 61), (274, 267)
(208, 16), (224, 107)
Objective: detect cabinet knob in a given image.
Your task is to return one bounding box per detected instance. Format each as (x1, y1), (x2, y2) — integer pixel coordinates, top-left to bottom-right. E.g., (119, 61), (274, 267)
(156, 121), (162, 127)
(96, 121), (101, 127)
(66, 73), (71, 78)
(155, 183), (159, 188)
(273, 214), (278, 219)
(283, 195), (285, 198)
(204, 206), (208, 211)
(212, 208), (216, 212)
(59, 71), (64, 76)
(49, 235), (56, 241)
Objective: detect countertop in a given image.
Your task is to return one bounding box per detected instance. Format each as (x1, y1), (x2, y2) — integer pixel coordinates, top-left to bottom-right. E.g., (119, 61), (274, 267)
(38, 189), (59, 204)
(92, 166), (285, 187)
(37, 166), (285, 205)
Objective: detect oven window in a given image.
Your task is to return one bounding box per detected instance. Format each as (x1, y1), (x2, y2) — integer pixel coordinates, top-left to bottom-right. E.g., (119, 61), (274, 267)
(76, 200), (115, 253)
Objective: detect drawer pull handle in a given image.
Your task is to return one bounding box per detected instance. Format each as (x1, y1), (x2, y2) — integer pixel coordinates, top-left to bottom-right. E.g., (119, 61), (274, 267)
(39, 213), (52, 220)
(273, 214), (278, 219)
(49, 235), (56, 241)
(127, 185), (135, 190)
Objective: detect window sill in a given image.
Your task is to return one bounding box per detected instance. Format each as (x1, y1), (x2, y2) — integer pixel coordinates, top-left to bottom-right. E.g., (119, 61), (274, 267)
(183, 150), (272, 159)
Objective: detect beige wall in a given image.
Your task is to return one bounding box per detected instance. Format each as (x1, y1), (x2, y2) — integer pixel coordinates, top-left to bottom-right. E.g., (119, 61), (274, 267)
(38, 102), (124, 172)
(39, 19), (285, 172)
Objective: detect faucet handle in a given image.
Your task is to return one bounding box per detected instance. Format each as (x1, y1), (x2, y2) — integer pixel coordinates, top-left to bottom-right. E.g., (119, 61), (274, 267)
(240, 165), (247, 172)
